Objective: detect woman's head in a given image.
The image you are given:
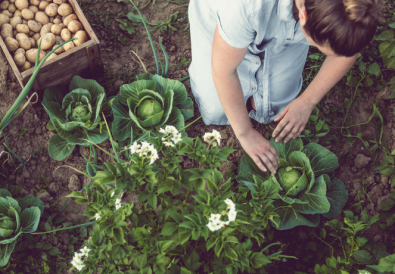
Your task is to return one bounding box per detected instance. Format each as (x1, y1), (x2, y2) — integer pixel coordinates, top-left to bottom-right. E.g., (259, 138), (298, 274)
(296, 0), (382, 57)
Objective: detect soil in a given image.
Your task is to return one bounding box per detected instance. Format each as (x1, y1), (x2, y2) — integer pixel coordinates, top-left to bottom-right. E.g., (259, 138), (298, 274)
(0, 0), (394, 272)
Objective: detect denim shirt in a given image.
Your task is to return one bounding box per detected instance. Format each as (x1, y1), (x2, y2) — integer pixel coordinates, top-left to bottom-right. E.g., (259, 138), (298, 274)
(188, 0), (312, 125)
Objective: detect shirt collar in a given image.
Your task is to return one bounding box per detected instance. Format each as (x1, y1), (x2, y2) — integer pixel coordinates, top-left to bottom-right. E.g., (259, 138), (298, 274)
(277, 0), (294, 21)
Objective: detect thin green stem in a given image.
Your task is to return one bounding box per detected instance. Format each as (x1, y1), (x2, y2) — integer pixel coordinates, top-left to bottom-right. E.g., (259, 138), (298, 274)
(182, 190), (191, 206)
(32, 221), (95, 234)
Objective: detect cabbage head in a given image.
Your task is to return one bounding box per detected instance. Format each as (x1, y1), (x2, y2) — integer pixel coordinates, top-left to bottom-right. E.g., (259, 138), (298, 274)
(111, 73), (194, 142)
(236, 138), (348, 230)
(42, 76), (108, 161)
(0, 189), (44, 267)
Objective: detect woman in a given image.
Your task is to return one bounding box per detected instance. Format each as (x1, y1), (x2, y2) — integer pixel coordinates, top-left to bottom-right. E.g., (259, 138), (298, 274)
(188, 0), (381, 173)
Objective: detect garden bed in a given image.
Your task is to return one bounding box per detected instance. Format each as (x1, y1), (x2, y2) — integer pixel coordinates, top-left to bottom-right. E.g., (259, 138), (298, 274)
(0, 0), (394, 273)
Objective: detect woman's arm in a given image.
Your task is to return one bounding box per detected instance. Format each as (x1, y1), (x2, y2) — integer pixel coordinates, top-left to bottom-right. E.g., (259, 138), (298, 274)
(272, 54), (358, 143)
(212, 25), (280, 173)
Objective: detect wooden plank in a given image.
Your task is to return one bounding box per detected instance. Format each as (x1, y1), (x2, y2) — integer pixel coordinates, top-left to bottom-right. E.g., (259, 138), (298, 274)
(21, 40), (96, 89)
(69, 0), (100, 45)
(0, 36), (24, 88)
(86, 43), (101, 72)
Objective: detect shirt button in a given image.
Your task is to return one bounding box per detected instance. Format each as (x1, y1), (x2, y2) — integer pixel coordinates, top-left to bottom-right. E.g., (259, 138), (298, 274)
(256, 61), (260, 65)
(252, 87), (256, 90)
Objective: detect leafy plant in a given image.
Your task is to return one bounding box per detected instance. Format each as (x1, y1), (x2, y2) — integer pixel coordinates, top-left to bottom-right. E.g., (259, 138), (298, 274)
(0, 189), (44, 267)
(42, 76), (109, 161)
(111, 74), (194, 143)
(237, 138), (348, 230)
(377, 189), (395, 228)
(300, 107), (330, 144)
(376, 155), (395, 187)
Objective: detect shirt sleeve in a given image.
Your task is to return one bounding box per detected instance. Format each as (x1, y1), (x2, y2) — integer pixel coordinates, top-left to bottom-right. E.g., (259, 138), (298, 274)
(216, 0), (256, 49)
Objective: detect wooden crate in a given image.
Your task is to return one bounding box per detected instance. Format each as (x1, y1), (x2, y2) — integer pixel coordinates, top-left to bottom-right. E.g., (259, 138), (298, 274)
(0, 0), (102, 91)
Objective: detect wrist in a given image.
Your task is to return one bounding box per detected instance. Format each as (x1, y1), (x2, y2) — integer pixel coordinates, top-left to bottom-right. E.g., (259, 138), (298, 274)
(234, 125), (254, 139)
(299, 93), (318, 110)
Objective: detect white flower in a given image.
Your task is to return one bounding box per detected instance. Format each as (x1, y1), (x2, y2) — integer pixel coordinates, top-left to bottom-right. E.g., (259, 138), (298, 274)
(159, 128), (167, 134)
(224, 199), (235, 211)
(165, 125), (178, 135)
(73, 253), (83, 262)
(206, 221), (224, 232)
(75, 261), (85, 271)
(80, 246), (90, 257)
(212, 129), (221, 145)
(163, 141), (175, 147)
(111, 191), (115, 197)
(115, 198), (122, 211)
(228, 209), (237, 222)
(203, 132), (213, 142)
(149, 150), (159, 165)
(209, 213), (221, 223)
(171, 133), (182, 144)
(94, 213), (100, 220)
(129, 141), (141, 154)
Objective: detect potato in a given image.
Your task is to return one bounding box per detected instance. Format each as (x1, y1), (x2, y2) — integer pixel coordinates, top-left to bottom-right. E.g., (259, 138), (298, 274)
(47, 52), (57, 61)
(63, 13), (76, 27)
(39, 32), (55, 50)
(29, 0), (39, 6)
(68, 20), (82, 33)
(16, 24), (29, 34)
(40, 22), (52, 36)
(27, 19), (41, 32)
(5, 37), (19, 51)
(1, 23), (13, 39)
(32, 32), (39, 40)
(14, 51), (26, 67)
(45, 3), (58, 17)
(15, 32), (28, 42)
(52, 18), (61, 24)
(8, 3), (16, 13)
(10, 16), (22, 28)
(63, 40), (74, 51)
(28, 30), (33, 36)
(15, 0), (28, 10)
(14, 10), (22, 18)
(35, 11), (49, 25)
(73, 30), (87, 47)
(28, 5), (38, 14)
(38, 1), (49, 11)
(0, 14), (10, 28)
(21, 8), (34, 20)
(57, 3), (72, 17)
(60, 27), (70, 40)
(52, 43), (63, 54)
(26, 48), (45, 63)
(19, 38), (31, 50)
(15, 48), (25, 55)
(50, 23), (62, 35)
(20, 61), (31, 72)
(0, 1), (10, 10)
(58, 23), (64, 28)
(2, 10), (12, 18)
(54, 0), (67, 4)
(27, 37), (34, 46)
(55, 34), (63, 44)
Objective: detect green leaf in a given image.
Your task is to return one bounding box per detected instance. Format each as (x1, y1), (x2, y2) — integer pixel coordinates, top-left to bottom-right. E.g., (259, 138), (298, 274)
(379, 198), (395, 211)
(353, 250), (374, 264)
(292, 175), (330, 214)
(133, 254), (147, 270)
(20, 207), (41, 233)
(274, 205), (320, 230)
(236, 153), (268, 184)
(161, 222), (178, 236)
(48, 134), (75, 161)
(322, 177), (348, 219)
(0, 190), (11, 198)
(250, 252), (271, 268)
(0, 241), (16, 267)
(69, 76), (106, 108)
(367, 62), (381, 77)
(113, 227), (126, 244)
(368, 254), (395, 272)
(19, 195), (44, 215)
(48, 247), (60, 256)
(179, 221), (195, 229)
(0, 197), (21, 215)
(375, 30), (394, 41)
(43, 85), (69, 104)
(152, 75), (187, 105)
(111, 98), (134, 141)
(119, 80), (156, 105)
(304, 143), (339, 177)
(270, 138), (304, 161)
(224, 245), (238, 260)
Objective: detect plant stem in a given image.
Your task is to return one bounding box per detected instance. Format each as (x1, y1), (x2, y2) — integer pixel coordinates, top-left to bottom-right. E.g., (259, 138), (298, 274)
(182, 190), (191, 206)
(32, 221), (95, 234)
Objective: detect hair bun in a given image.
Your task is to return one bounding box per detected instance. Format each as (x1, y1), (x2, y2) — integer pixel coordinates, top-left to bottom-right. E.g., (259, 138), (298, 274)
(343, 0), (380, 23)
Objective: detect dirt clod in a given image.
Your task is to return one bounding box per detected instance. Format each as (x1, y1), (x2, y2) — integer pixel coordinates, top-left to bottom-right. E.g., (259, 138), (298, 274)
(37, 191), (51, 202)
(354, 154), (371, 169)
(68, 175), (81, 191)
(380, 177), (389, 186)
(48, 182), (60, 194)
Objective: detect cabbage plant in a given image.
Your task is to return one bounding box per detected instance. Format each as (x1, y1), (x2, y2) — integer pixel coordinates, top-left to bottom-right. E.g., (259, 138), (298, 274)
(42, 76), (108, 161)
(111, 73), (194, 142)
(237, 138), (348, 230)
(0, 189), (44, 266)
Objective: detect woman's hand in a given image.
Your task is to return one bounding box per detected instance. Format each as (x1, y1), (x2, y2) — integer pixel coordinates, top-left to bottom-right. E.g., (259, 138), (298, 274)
(272, 97), (315, 143)
(238, 128), (280, 173)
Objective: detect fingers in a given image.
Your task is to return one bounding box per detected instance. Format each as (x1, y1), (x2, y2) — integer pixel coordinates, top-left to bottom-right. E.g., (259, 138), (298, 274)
(283, 125), (300, 143)
(275, 122), (294, 143)
(272, 119), (289, 140)
(252, 150), (278, 174)
(269, 145), (280, 163)
(274, 107), (288, 123)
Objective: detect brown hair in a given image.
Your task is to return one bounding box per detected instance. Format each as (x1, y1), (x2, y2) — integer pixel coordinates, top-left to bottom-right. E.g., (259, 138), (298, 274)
(304, 0), (382, 57)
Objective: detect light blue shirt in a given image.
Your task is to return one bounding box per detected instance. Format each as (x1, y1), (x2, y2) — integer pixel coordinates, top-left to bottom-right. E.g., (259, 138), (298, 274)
(188, 0), (312, 125)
